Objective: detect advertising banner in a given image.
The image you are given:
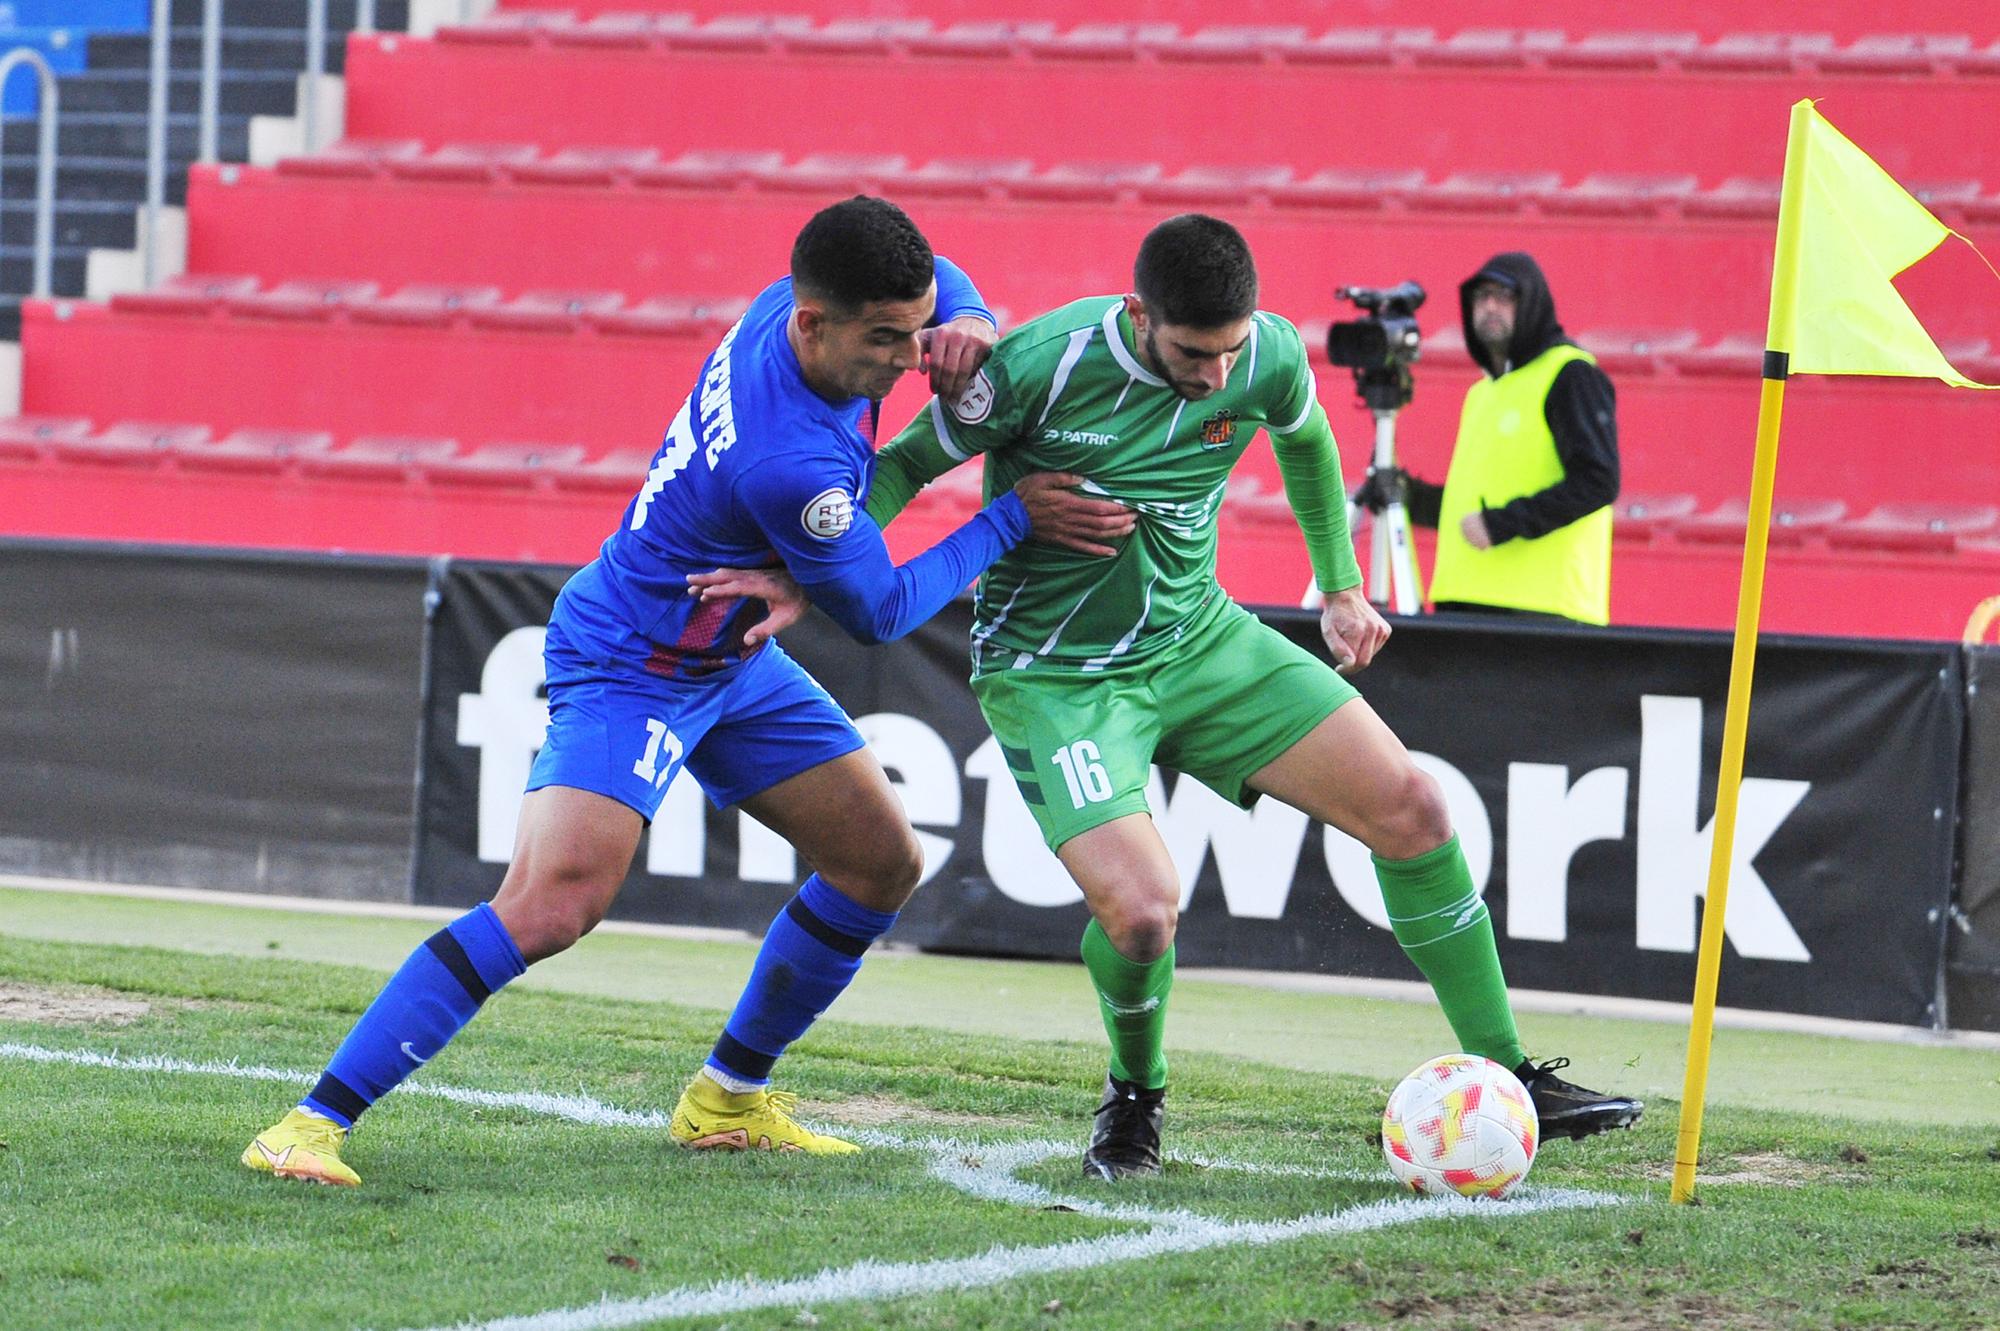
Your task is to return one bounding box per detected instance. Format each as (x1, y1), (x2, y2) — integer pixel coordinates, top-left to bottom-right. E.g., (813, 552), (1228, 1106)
(417, 560), (1962, 1026)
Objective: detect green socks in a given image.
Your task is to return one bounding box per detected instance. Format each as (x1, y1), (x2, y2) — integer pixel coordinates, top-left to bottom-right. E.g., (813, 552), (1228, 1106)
(1375, 835), (1526, 1069)
(1080, 918), (1174, 1089)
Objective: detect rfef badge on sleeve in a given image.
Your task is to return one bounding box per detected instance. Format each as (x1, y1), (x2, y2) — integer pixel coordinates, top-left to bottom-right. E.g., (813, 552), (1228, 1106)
(802, 487), (855, 540)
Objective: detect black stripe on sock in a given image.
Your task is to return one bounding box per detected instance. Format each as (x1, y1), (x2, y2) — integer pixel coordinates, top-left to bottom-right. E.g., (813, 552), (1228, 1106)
(784, 896), (871, 958)
(711, 1031), (778, 1081)
(308, 1073), (369, 1124)
(425, 928), (492, 1003)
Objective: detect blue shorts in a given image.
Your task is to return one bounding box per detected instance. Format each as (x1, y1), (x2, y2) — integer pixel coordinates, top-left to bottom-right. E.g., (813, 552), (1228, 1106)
(526, 620), (866, 818)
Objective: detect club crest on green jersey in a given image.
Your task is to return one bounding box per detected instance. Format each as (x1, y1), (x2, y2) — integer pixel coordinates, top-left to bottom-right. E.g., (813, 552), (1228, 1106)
(1198, 410), (1239, 450)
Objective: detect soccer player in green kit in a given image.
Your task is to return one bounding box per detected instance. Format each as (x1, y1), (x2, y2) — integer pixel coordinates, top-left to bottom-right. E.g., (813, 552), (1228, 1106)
(696, 215), (1642, 1178)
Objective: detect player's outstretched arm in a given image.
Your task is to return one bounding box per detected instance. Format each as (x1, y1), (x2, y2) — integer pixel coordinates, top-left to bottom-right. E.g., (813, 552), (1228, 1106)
(703, 472), (1133, 645)
(734, 457), (1033, 646)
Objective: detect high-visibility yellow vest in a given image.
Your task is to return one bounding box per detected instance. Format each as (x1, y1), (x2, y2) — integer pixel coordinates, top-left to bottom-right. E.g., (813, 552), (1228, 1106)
(1429, 344), (1611, 624)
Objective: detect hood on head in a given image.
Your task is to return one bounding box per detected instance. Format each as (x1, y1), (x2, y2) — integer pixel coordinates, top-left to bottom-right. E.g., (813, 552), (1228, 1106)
(1460, 251), (1566, 376)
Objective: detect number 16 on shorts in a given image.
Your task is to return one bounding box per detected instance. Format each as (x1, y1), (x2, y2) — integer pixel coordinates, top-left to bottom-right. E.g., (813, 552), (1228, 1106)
(1051, 739), (1113, 809)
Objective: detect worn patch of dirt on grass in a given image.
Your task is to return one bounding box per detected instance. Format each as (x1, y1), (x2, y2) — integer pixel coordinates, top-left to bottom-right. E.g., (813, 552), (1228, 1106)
(0, 980), (150, 1027)
(1639, 1151), (1857, 1188)
(817, 1094), (1031, 1130)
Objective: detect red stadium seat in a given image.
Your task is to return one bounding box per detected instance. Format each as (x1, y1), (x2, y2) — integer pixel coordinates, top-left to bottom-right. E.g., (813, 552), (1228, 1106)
(1677, 497), (1847, 547)
(1575, 327), (1701, 376)
(387, 142), (543, 185)
(300, 435), (461, 483)
(633, 149), (785, 191)
(765, 152), (910, 192)
(1540, 173), (1699, 218)
(428, 442), (590, 487)
(1408, 170), (1562, 213)
(437, 8), (576, 45)
(784, 18), (934, 55)
(110, 272), (260, 317)
(1828, 503), (2000, 554)
(468, 289), (627, 332)
(1546, 31), (1702, 70)
(1820, 32), (1973, 75)
(1669, 332), (1764, 376)
(550, 447), (658, 493)
(1412, 28), (1565, 69)
(53, 420), (210, 468)
(546, 12), (693, 50)
(1284, 28), (1434, 67)
(904, 21), (1056, 58)
(1009, 160), (1164, 203)
(1683, 177), (1782, 220)
(898, 157), (1036, 198)
(1612, 492), (1700, 541)
(177, 428), (336, 475)
(1023, 22), (1181, 62)
(0, 413), (92, 460)
(1138, 164), (1294, 206)
(226, 279), (381, 321)
(664, 15), (811, 54)
(1159, 25), (1309, 63)
(1682, 31), (1836, 74)
(1273, 167), (1427, 210)
(275, 137), (425, 179)
(509, 145), (662, 187)
(589, 295), (711, 338)
(351, 283), (505, 328)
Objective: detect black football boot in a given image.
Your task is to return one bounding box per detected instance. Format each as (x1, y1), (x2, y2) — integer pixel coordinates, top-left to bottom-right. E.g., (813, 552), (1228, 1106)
(1515, 1057), (1644, 1140)
(1082, 1074), (1165, 1180)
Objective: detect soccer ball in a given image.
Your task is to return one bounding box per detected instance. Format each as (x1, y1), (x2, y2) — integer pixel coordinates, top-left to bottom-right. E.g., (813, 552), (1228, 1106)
(1380, 1054), (1538, 1200)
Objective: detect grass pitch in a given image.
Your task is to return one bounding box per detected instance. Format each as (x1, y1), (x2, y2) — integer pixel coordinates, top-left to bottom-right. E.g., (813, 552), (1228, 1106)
(3, 893), (2000, 1330)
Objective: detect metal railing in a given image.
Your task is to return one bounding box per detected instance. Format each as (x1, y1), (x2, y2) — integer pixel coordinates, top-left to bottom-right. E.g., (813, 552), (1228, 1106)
(144, 0), (168, 287)
(0, 47), (59, 298)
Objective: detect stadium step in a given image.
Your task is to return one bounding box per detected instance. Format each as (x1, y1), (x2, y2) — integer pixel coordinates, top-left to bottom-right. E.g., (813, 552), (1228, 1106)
(54, 68), (305, 118)
(342, 25), (2000, 180)
(0, 113), (253, 161)
(87, 29), (351, 75)
(0, 155), (187, 206)
(162, 0), (409, 26)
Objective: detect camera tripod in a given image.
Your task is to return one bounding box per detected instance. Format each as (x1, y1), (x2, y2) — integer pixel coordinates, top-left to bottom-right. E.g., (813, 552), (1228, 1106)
(1301, 363), (1424, 615)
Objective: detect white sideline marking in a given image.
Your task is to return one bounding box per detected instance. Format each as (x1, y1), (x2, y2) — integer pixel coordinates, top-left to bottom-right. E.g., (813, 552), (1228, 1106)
(415, 1187), (1616, 1331)
(0, 1043), (671, 1129)
(1, 1042), (1620, 1330)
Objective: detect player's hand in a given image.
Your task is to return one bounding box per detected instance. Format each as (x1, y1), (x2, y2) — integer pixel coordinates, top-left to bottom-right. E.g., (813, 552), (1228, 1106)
(919, 315), (997, 403)
(1319, 584), (1391, 675)
(686, 566), (808, 648)
(1460, 511), (1494, 550)
(1014, 471), (1137, 558)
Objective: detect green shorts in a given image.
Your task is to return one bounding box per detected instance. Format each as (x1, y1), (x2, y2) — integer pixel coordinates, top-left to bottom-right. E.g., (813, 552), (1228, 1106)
(970, 601), (1359, 852)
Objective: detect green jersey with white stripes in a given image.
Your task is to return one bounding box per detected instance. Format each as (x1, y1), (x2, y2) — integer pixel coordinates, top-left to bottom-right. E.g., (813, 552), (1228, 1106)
(868, 295), (1351, 676)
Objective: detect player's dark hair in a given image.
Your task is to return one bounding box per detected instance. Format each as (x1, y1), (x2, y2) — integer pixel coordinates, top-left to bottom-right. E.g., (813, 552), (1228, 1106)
(791, 196), (935, 313)
(1133, 213), (1259, 328)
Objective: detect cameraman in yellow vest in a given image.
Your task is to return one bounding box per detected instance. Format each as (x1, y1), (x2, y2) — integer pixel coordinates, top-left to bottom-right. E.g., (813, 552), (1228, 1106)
(1358, 253), (1620, 625)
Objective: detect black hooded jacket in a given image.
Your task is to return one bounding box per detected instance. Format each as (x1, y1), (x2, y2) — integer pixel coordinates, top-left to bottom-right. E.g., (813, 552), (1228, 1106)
(1405, 252), (1619, 543)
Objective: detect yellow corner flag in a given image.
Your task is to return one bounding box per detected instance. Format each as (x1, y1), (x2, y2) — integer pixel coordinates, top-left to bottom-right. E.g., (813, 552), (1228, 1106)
(1671, 101), (1998, 1207)
(1788, 102), (1998, 386)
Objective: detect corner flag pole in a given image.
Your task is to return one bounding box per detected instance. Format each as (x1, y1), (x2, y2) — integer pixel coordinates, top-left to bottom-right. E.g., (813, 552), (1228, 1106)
(1670, 101), (1813, 1207)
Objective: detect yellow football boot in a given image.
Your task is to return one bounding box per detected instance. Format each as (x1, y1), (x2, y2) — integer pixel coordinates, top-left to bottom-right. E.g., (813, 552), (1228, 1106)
(241, 1108), (362, 1186)
(669, 1073), (858, 1154)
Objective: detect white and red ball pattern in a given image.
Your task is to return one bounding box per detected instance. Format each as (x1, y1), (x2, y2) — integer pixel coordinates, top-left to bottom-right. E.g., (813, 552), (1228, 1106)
(1380, 1054), (1539, 1200)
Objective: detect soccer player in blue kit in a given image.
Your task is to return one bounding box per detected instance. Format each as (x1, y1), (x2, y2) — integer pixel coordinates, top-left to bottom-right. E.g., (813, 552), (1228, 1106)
(242, 197), (1133, 1184)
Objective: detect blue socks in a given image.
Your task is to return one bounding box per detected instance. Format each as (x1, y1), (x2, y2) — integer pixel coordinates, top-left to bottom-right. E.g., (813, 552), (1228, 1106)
(706, 874), (896, 1089)
(302, 902), (527, 1128)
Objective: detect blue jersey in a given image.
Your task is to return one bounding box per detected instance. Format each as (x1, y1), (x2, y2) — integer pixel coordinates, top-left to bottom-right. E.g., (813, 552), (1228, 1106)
(553, 257), (1028, 678)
